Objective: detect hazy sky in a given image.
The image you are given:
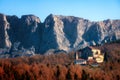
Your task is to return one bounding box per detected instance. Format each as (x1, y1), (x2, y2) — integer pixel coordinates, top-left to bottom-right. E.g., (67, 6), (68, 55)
(0, 0), (120, 22)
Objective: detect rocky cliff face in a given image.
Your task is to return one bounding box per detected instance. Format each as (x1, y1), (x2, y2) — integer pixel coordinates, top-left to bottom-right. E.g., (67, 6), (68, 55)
(0, 13), (120, 54)
(0, 14), (11, 48)
(42, 14), (120, 52)
(17, 15), (41, 51)
(0, 13), (42, 54)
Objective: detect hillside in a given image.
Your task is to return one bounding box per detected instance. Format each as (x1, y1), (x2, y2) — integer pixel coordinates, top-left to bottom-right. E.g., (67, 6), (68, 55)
(0, 42), (120, 80)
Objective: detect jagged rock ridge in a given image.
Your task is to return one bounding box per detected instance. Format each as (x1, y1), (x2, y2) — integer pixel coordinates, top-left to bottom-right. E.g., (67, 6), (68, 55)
(0, 13), (120, 55)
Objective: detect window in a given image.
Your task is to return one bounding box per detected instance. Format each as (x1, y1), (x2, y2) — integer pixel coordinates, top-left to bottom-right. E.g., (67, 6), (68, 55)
(95, 51), (98, 55)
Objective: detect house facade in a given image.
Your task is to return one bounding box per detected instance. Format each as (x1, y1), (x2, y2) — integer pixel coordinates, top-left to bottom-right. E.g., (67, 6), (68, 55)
(74, 46), (104, 65)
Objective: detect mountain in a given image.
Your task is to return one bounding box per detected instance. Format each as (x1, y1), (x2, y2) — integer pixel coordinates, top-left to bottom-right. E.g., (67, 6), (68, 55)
(41, 14), (120, 53)
(0, 13), (120, 55)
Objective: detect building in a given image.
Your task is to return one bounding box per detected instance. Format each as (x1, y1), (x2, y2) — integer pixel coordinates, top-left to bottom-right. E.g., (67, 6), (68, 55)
(74, 46), (104, 65)
(74, 52), (87, 65)
(74, 59), (87, 65)
(90, 47), (104, 63)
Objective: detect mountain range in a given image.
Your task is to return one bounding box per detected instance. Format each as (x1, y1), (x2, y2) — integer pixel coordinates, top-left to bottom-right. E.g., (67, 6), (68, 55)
(0, 13), (120, 55)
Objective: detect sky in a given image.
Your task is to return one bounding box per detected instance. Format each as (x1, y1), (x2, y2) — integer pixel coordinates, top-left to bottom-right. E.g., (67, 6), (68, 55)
(0, 0), (120, 22)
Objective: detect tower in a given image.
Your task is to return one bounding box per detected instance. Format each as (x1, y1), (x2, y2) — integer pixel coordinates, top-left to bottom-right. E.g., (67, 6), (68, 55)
(75, 52), (79, 60)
